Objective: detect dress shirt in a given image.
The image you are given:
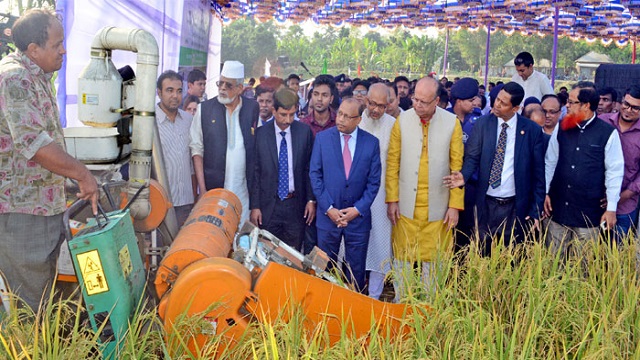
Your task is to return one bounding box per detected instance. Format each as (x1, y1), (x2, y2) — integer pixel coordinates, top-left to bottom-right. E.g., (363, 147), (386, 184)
(340, 126), (358, 160)
(155, 104), (194, 207)
(257, 115), (274, 128)
(486, 113), (517, 198)
(275, 125), (294, 193)
(545, 114), (624, 212)
(511, 70), (554, 101)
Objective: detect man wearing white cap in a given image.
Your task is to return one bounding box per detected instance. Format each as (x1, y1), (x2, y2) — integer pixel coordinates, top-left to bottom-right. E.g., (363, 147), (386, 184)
(190, 60), (259, 222)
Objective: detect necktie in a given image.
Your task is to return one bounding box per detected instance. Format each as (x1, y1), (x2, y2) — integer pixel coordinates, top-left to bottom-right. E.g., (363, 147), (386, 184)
(488, 122), (509, 189)
(277, 131), (289, 200)
(343, 134), (352, 179)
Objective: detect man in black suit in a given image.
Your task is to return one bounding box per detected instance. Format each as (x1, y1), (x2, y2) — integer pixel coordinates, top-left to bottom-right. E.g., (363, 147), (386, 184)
(190, 60), (259, 222)
(250, 88), (316, 250)
(444, 82), (546, 255)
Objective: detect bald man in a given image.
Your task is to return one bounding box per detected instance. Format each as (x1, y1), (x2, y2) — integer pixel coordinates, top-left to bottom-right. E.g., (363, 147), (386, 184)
(360, 83), (396, 300)
(386, 77), (464, 300)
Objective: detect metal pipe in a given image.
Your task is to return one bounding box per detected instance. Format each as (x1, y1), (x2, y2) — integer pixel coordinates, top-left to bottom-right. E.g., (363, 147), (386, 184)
(484, 22), (491, 89)
(90, 27), (159, 220)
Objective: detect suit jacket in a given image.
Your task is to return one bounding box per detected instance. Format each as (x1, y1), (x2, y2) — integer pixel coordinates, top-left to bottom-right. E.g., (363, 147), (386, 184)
(200, 96), (259, 191)
(310, 126), (381, 232)
(250, 120), (315, 225)
(461, 113), (545, 221)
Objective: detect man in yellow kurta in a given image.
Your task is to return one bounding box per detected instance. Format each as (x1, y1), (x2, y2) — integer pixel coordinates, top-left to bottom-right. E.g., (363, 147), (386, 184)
(386, 77), (464, 300)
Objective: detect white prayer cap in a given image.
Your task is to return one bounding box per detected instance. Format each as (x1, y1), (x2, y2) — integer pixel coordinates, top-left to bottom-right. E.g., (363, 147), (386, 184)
(221, 60), (244, 79)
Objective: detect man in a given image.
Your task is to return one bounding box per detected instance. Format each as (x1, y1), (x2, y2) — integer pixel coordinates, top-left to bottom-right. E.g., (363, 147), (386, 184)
(544, 82), (624, 258)
(254, 84), (275, 128)
(334, 73), (348, 95)
(597, 87), (617, 116)
(445, 82), (546, 255)
(448, 77), (481, 248)
(385, 82), (402, 119)
(301, 74), (336, 137)
(359, 84), (396, 300)
(511, 51), (554, 101)
(386, 77), (463, 299)
(599, 85), (640, 241)
(394, 75), (412, 111)
(190, 60), (259, 223)
(186, 69), (207, 102)
(0, 9), (98, 311)
(155, 70), (196, 227)
(250, 88), (315, 250)
(541, 94), (562, 135)
(286, 73), (306, 110)
(310, 98), (381, 293)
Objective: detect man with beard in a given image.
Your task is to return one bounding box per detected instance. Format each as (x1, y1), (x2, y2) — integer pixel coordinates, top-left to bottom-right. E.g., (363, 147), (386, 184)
(190, 61), (259, 223)
(359, 83), (396, 300)
(301, 75), (337, 136)
(386, 77), (463, 299)
(599, 85), (640, 241)
(156, 70), (195, 227)
(394, 76), (413, 111)
(544, 82), (624, 258)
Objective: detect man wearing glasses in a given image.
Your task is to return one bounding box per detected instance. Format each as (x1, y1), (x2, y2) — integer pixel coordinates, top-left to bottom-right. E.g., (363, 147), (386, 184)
(544, 82), (624, 258)
(190, 60), (259, 223)
(511, 52), (554, 101)
(599, 85), (640, 242)
(541, 94), (563, 136)
(386, 77), (463, 300)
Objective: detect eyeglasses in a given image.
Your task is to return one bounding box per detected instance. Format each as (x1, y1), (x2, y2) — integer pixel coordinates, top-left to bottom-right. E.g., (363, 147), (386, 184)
(411, 95), (438, 107)
(337, 110), (360, 120)
(621, 100), (640, 112)
(542, 108), (561, 116)
(216, 80), (237, 89)
(353, 90), (368, 96)
(367, 100), (387, 110)
(566, 99), (582, 106)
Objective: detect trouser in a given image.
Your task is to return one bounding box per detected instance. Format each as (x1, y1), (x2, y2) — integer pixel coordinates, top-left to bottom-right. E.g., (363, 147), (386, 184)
(392, 260), (435, 303)
(545, 219), (600, 260)
(317, 227), (369, 293)
(614, 209), (637, 246)
(478, 195), (519, 257)
(0, 213), (64, 312)
(263, 198), (305, 250)
(174, 203), (194, 229)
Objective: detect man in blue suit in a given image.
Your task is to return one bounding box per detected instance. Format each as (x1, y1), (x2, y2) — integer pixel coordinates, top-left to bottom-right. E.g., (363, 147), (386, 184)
(444, 82), (545, 255)
(310, 97), (381, 292)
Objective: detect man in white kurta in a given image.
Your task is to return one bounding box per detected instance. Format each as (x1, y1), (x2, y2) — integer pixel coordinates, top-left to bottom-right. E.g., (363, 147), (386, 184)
(359, 83), (396, 300)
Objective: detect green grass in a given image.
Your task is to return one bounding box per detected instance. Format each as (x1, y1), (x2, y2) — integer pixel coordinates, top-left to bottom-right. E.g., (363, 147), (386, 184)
(1, 237), (640, 359)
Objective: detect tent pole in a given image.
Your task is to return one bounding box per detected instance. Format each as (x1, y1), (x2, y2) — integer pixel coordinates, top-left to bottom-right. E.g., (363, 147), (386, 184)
(484, 22), (491, 88)
(551, 6), (559, 89)
(443, 28), (449, 77)
(633, 39), (637, 64)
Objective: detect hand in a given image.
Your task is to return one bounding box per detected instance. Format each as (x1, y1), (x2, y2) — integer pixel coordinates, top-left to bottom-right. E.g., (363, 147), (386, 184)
(304, 201), (316, 225)
(77, 171), (99, 215)
(339, 207), (360, 225)
(443, 171), (465, 189)
(600, 197), (607, 209)
(387, 202), (400, 226)
(543, 195), (552, 217)
(525, 216), (540, 233)
(250, 209), (262, 226)
(620, 189), (635, 203)
(327, 208), (343, 226)
(600, 210), (616, 231)
(443, 208), (459, 230)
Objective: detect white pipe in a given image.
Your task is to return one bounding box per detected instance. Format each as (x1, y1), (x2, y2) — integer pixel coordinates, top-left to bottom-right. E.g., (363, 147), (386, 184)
(90, 27), (158, 219)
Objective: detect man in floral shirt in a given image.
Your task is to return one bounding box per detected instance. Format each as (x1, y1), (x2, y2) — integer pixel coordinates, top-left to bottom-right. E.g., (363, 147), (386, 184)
(0, 9), (98, 311)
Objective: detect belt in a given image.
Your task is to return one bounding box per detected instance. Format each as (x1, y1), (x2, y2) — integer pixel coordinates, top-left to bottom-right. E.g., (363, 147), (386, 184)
(280, 192), (295, 200)
(487, 195), (515, 206)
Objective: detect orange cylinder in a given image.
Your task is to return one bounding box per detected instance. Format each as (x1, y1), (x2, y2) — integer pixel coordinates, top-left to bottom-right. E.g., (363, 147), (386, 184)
(155, 188), (242, 298)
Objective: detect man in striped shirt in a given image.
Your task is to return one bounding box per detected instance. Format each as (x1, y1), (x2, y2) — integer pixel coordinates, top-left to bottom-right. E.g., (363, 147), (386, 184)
(156, 70), (196, 227)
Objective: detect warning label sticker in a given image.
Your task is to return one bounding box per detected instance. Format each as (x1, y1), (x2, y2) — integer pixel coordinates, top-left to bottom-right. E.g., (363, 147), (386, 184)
(76, 250), (109, 295)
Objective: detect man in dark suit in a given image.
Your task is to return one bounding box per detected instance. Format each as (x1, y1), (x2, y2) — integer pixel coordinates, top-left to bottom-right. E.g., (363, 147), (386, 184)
(190, 60), (259, 222)
(250, 88), (316, 250)
(444, 82), (546, 255)
(310, 97), (381, 292)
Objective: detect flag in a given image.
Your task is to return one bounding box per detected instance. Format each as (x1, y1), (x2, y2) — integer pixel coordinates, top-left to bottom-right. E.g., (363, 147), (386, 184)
(265, 58), (271, 77)
(322, 58), (327, 74)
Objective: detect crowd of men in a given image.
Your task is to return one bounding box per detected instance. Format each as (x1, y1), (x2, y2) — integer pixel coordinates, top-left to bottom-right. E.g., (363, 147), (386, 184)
(1, 8), (638, 311)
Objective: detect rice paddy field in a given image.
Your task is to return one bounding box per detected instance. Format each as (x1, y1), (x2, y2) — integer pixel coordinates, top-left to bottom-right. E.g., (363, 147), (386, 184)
(1, 237), (639, 359)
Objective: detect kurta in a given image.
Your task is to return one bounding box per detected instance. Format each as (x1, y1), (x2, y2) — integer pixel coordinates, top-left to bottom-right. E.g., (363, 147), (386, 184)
(360, 111), (395, 274)
(386, 118), (464, 262)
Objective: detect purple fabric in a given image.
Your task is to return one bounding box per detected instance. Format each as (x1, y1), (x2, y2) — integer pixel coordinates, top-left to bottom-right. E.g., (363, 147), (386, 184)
(601, 112), (640, 214)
